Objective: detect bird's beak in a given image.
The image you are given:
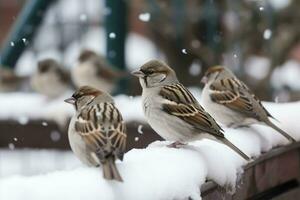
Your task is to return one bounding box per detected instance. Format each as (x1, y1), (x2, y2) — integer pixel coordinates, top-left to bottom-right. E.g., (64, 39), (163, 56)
(201, 76), (208, 84)
(64, 97), (76, 105)
(131, 69), (145, 77)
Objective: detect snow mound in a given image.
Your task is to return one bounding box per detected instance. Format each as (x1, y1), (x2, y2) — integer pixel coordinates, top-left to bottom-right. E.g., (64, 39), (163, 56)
(0, 101), (300, 199)
(1, 145), (206, 200)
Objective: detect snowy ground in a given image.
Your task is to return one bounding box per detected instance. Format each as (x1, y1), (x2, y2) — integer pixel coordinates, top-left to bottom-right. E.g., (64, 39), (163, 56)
(0, 149), (81, 178)
(0, 90), (299, 199)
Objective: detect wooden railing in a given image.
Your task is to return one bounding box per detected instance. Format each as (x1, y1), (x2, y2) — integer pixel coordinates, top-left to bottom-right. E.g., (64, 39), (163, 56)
(1, 120), (299, 199)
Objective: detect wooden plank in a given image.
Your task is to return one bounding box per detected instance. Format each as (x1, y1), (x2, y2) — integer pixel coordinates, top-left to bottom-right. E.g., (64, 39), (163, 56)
(0, 120), (162, 151)
(201, 142), (300, 200)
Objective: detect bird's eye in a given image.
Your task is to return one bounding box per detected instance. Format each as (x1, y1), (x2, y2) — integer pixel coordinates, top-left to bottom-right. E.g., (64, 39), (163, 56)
(147, 70), (154, 75)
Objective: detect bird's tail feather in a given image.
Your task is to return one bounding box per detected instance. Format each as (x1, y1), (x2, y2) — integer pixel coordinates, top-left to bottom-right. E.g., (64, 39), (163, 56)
(265, 120), (296, 143)
(220, 138), (250, 161)
(102, 157), (123, 182)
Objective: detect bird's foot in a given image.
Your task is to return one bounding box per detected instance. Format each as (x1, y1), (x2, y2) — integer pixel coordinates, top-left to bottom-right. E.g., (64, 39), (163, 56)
(167, 141), (186, 148)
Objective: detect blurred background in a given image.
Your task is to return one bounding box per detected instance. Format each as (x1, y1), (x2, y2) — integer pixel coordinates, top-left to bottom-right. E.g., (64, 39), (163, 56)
(0, 0), (299, 180)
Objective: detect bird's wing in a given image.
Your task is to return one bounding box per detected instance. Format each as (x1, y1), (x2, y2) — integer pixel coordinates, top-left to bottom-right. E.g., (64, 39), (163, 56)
(209, 77), (273, 120)
(74, 102), (127, 161)
(160, 84), (224, 138)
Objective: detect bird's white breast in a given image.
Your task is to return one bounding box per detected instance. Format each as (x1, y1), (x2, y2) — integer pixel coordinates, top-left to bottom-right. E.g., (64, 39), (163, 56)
(142, 88), (195, 142)
(68, 115), (99, 166)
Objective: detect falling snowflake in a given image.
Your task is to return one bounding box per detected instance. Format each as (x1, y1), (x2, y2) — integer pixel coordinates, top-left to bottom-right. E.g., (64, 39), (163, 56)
(109, 32), (116, 39)
(50, 131), (61, 142)
(10, 41), (15, 47)
(189, 62), (202, 76)
(42, 121), (48, 126)
(263, 29), (272, 40)
(138, 125), (143, 134)
(18, 116), (29, 125)
(259, 6), (264, 11)
(8, 143), (15, 150)
(139, 13), (151, 22)
(13, 137), (18, 141)
(233, 53), (238, 58)
(134, 137), (139, 142)
(182, 49), (188, 54)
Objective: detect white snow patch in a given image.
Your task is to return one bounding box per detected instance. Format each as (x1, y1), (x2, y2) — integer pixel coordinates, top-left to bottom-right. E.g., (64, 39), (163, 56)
(0, 149), (81, 178)
(0, 93), (144, 124)
(138, 13), (151, 22)
(189, 61), (202, 76)
(16, 26), (160, 72)
(109, 32), (116, 39)
(263, 29), (272, 40)
(0, 145), (206, 200)
(244, 56), (271, 80)
(271, 60), (300, 90)
(0, 96), (300, 199)
(268, 0), (291, 10)
(125, 33), (162, 69)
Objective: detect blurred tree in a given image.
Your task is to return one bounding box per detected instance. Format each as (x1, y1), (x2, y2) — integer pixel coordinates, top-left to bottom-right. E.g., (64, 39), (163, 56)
(143, 0), (300, 101)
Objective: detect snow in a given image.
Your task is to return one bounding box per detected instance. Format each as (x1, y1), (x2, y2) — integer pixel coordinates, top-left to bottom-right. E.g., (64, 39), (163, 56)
(125, 33), (161, 69)
(268, 0), (291, 10)
(181, 48), (188, 54)
(259, 6), (264, 11)
(138, 13), (151, 22)
(271, 60), (300, 90)
(15, 28), (160, 74)
(0, 149), (81, 178)
(0, 92), (145, 125)
(263, 29), (272, 40)
(0, 90), (300, 199)
(189, 61), (202, 76)
(0, 146), (207, 200)
(244, 56), (271, 80)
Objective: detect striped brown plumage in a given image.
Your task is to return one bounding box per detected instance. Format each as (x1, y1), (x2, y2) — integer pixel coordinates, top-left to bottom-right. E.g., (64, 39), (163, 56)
(66, 86), (127, 182)
(204, 66), (296, 143)
(160, 83), (224, 138)
(132, 60), (250, 161)
(74, 102), (127, 178)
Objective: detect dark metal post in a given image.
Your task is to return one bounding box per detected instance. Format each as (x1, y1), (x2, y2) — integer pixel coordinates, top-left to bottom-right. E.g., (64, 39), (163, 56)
(105, 0), (127, 94)
(0, 0), (55, 69)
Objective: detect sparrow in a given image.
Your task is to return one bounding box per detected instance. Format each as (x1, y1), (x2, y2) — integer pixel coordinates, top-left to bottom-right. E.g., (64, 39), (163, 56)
(65, 86), (127, 182)
(131, 60), (250, 161)
(30, 59), (70, 98)
(71, 49), (124, 93)
(201, 66), (296, 143)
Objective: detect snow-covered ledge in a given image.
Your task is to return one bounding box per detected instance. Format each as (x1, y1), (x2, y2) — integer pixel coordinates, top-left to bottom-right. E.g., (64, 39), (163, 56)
(1, 101), (300, 199)
(0, 91), (299, 199)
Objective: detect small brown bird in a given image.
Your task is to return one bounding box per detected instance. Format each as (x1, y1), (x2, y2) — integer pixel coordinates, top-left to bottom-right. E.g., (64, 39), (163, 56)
(71, 50), (123, 93)
(65, 86), (127, 181)
(132, 60), (250, 161)
(31, 59), (70, 98)
(201, 66), (296, 143)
